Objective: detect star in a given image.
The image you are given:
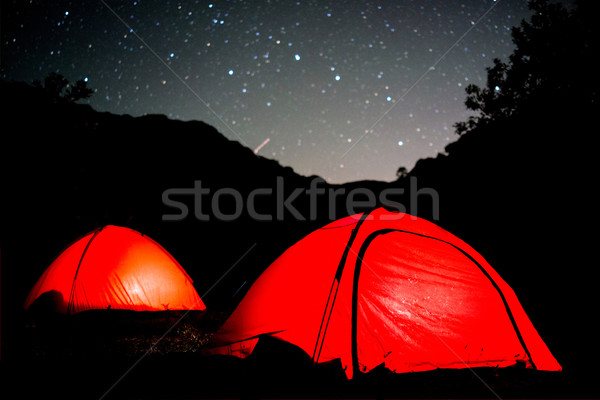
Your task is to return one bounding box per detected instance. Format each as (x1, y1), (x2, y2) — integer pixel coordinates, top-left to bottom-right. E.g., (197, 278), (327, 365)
(1, 0), (533, 183)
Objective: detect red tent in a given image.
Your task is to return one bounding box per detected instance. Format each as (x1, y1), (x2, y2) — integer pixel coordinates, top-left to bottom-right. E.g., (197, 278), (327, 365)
(209, 208), (561, 378)
(24, 225), (205, 314)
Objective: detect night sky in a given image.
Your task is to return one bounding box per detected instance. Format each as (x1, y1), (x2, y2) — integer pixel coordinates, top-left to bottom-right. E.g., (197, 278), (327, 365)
(2, 0), (533, 183)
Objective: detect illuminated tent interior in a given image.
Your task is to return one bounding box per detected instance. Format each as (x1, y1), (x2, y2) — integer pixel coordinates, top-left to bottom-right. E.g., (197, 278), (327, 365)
(208, 207), (561, 378)
(24, 225), (205, 314)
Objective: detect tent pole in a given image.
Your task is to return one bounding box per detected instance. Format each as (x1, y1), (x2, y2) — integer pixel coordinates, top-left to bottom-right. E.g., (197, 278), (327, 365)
(66, 227), (104, 315)
(312, 210), (372, 363)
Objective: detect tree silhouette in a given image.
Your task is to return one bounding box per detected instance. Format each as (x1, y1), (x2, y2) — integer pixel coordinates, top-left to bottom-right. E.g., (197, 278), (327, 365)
(454, 0), (587, 135)
(65, 79), (94, 102)
(396, 166), (408, 178)
(32, 72), (94, 103)
(42, 72), (69, 99)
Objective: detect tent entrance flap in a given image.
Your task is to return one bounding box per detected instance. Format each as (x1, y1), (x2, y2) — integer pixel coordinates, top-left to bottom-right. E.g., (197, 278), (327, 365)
(351, 228), (538, 376)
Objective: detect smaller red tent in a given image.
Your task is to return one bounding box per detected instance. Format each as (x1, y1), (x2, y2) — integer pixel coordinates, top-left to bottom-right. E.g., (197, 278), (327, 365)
(24, 225), (205, 314)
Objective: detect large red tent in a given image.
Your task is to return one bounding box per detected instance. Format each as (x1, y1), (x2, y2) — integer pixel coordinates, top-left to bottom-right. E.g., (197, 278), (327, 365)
(24, 225), (205, 314)
(209, 207), (561, 378)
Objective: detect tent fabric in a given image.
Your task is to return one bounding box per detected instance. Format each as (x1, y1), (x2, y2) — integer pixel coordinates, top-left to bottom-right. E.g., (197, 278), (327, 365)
(208, 207), (561, 378)
(24, 225), (205, 314)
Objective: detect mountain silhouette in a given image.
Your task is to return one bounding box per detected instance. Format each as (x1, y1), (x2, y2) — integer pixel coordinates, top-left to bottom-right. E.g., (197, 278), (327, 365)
(0, 79), (333, 311)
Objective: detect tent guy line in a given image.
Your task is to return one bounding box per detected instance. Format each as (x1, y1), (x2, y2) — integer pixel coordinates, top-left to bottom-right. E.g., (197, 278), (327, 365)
(200, 242), (258, 300)
(97, 242), (257, 400)
(98, 0), (248, 148)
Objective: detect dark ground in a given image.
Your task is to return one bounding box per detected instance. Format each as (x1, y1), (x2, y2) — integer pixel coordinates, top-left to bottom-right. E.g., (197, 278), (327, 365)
(0, 308), (584, 400)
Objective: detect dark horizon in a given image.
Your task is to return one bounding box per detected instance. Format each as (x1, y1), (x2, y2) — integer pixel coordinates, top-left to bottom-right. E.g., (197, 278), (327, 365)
(1, 0), (539, 183)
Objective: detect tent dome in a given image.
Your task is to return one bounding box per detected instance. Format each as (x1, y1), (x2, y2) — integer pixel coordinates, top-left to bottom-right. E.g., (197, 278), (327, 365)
(209, 208), (560, 378)
(24, 225), (205, 314)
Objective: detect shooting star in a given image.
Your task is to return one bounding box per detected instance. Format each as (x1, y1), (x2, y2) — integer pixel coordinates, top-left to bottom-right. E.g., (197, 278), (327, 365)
(254, 137), (270, 154)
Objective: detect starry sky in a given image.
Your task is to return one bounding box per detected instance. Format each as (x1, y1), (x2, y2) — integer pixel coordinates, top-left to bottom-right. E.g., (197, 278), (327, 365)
(2, 0), (534, 183)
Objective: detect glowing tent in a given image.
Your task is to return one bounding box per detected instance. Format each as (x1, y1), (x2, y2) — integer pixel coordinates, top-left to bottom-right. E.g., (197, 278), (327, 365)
(24, 225), (205, 314)
(209, 207), (561, 378)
